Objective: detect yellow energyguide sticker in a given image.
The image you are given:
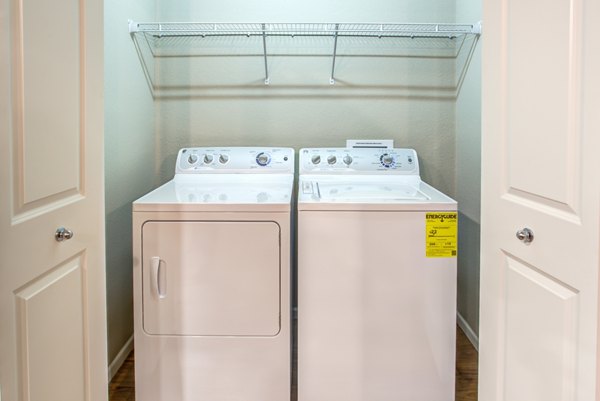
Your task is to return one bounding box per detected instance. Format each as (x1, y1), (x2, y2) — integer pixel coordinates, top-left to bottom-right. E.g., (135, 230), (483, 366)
(425, 212), (458, 258)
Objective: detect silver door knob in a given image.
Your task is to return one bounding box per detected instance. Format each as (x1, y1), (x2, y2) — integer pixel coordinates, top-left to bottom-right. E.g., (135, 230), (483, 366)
(516, 228), (534, 244)
(55, 227), (74, 242)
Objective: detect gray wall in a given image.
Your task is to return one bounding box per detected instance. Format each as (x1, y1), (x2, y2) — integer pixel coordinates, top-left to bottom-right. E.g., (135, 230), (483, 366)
(152, 0), (459, 197)
(456, 0), (481, 340)
(104, 0), (156, 364)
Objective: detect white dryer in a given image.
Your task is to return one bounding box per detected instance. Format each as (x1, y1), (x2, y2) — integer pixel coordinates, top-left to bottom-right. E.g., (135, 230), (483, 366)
(132, 147), (294, 401)
(297, 147), (457, 401)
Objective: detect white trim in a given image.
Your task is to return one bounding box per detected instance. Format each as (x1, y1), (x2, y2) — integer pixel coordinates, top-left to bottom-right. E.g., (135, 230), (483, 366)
(108, 335), (134, 381)
(457, 312), (479, 351)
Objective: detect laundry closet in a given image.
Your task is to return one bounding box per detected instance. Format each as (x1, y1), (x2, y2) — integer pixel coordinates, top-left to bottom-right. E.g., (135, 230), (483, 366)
(104, 0), (482, 382)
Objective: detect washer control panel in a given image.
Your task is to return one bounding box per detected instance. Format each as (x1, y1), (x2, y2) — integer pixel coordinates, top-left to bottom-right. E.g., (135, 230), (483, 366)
(300, 148), (419, 175)
(177, 147), (294, 173)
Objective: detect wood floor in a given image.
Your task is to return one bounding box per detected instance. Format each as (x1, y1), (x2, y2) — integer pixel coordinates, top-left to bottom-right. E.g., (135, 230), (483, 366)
(455, 327), (479, 401)
(109, 327), (478, 401)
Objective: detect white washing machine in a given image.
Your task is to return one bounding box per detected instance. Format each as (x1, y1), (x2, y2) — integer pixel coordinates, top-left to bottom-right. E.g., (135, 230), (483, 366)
(132, 147), (294, 401)
(297, 147), (457, 401)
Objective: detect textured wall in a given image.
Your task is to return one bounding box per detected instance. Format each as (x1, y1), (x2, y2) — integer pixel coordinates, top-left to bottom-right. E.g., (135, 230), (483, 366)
(104, 0), (156, 364)
(456, 0), (481, 339)
(157, 0), (455, 24)
(152, 0), (459, 199)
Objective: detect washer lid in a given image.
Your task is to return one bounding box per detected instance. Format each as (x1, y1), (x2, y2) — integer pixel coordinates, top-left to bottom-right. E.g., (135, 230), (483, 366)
(298, 177), (456, 211)
(314, 181), (429, 201)
(133, 174), (293, 212)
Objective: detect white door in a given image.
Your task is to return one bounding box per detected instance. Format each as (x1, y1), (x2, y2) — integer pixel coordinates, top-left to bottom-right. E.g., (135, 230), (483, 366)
(480, 0), (600, 400)
(0, 0), (107, 400)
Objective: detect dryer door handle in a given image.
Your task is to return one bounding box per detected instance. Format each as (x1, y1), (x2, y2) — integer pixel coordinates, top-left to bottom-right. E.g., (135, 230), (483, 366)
(151, 256), (167, 299)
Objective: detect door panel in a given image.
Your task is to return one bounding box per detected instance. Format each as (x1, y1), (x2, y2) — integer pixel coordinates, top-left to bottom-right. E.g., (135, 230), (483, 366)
(142, 221), (281, 336)
(0, 0), (107, 399)
(15, 255), (87, 401)
(480, 0), (599, 399)
(504, 255), (578, 401)
(13, 0), (83, 215)
(505, 0), (581, 207)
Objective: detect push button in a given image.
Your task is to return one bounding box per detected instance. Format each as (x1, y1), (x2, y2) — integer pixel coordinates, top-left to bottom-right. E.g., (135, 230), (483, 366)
(302, 181), (314, 194)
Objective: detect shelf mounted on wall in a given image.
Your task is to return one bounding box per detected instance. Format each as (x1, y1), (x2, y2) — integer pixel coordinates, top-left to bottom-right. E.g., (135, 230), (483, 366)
(128, 21), (481, 86)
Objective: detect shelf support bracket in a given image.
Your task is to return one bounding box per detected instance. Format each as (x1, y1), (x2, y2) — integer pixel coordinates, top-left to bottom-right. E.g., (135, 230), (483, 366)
(262, 24), (270, 85)
(128, 20), (139, 34)
(329, 24), (340, 85)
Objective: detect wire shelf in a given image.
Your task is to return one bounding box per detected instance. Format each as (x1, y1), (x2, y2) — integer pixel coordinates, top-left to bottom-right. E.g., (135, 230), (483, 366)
(129, 21), (481, 39)
(129, 20), (481, 87)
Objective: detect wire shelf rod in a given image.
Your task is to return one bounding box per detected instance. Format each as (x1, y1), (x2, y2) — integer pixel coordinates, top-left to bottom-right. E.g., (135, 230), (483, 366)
(261, 23), (270, 85)
(129, 21), (482, 37)
(143, 33), (465, 40)
(330, 23), (340, 85)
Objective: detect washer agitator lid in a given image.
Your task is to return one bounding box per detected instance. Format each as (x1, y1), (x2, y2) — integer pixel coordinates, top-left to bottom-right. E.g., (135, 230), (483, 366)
(297, 147), (456, 211)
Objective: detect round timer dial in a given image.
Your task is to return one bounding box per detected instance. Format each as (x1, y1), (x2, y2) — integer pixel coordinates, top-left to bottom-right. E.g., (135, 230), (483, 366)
(256, 152), (271, 166)
(380, 153), (395, 168)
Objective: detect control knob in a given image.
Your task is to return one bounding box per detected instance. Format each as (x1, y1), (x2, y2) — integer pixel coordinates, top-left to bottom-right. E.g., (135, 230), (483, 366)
(188, 154), (199, 164)
(311, 155), (321, 165)
(219, 154), (229, 164)
(256, 152), (271, 166)
(203, 154), (214, 164)
(327, 155), (337, 165)
(343, 155), (353, 166)
(380, 153), (395, 168)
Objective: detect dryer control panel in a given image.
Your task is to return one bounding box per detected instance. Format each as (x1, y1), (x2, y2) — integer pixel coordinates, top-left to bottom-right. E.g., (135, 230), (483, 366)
(177, 147), (295, 174)
(299, 148), (419, 175)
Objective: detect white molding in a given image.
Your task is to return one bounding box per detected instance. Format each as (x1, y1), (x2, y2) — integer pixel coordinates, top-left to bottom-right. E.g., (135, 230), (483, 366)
(108, 335), (134, 381)
(457, 312), (479, 351)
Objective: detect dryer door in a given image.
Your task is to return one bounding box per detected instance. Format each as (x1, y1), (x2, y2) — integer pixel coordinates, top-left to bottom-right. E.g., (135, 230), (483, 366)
(141, 220), (281, 336)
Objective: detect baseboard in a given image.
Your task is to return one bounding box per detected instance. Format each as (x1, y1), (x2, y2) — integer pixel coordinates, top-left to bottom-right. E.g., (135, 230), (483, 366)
(457, 312), (479, 352)
(108, 335), (134, 381)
